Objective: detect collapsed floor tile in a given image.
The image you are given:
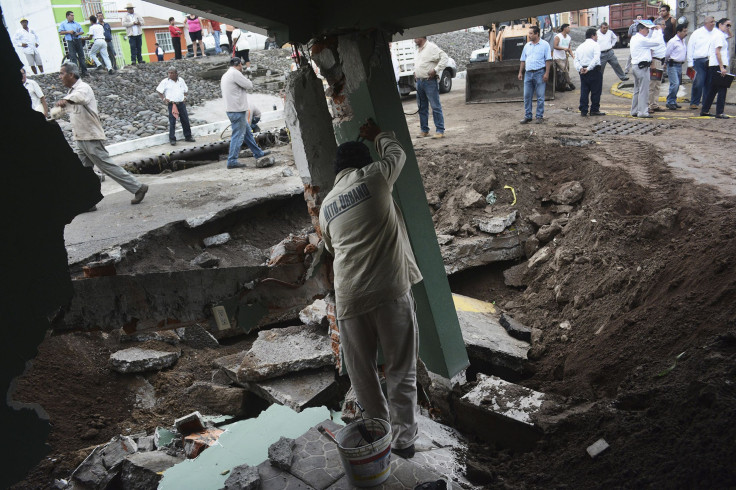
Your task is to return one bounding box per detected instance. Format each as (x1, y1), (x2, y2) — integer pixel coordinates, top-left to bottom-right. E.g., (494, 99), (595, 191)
(248, 369), (338, 412)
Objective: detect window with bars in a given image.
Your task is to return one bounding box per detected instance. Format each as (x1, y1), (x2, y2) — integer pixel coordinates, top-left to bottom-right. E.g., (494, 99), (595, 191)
(155, 31), (173, 52)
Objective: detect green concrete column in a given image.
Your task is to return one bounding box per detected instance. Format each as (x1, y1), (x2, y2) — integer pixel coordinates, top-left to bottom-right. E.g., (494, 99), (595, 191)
(312, 31), (469, 379)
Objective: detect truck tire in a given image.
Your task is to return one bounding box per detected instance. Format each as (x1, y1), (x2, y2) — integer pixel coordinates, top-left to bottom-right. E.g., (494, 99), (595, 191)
(439, 69), (452, 94)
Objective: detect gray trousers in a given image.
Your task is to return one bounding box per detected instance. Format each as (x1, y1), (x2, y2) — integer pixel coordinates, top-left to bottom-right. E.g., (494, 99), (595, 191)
(76, 140), (141, 194)
(631, 65), (651, 116)
(648, 59), (664, 109)
(601, 50), (626, 80)
(338, 290), (419, 449)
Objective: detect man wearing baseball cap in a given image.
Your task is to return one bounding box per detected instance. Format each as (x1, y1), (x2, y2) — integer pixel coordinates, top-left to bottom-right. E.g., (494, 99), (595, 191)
(14, 18), (43, 74)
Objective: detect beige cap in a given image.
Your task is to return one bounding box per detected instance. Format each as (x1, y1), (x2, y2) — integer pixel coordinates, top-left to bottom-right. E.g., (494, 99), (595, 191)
(125, 3), (134, 8)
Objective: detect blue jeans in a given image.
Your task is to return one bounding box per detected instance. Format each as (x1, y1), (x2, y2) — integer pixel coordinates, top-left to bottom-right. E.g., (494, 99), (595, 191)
(667, 62), (683, 106)
(690, 58), (710, 106)
(416, 78), (444, 134)
(213, 30), (222, 53)
(524, 69), (546, 120)
(129, 34), (143, 63)
(67, 39), (87, 75)
(227, 111), (265, 166)
(168, 102), (191, 142)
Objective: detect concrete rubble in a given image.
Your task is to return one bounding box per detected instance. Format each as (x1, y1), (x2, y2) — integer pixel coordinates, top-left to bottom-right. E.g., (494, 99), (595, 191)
(203, 232), (232, 248)
(176, 324), (220, 349)
(70, 436), (137, 489)
(224, 464), (261, 490)
(248, 368), (339, 412)
(503, 262), (529, 288)
(109, 348), (180, 374)
(498, 313), (532, 342)
(299, 299), (328, 327)
(268, 437), (295, 470)
(191, 251), (221, 268)
(120, 451), (185, 489)
(547, 181), (585, 205)
(474, 210), (517, 234)
(442, 234), (526, 275)
(184, 381), (247, 416)
(587, 438), (610, 458)
(174, 411), (206, 435)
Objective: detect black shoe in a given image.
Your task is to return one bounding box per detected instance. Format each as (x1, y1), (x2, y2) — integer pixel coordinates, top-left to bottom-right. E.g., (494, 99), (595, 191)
(590, 111), (606, 116)
(520, 118), (532, 124)
(700, 112), (715, 117)
(95, 65), (104, 71)
(621, 76), (630, 81)
(227, 163), (247, 169)
(139, 60), (146, 64)
(393, 444), (415, 459)
(535, 118), (544, 124)
(185, 137), (196, 142)
(568, 84), (575, 90)
(131, 62), (136, 66)
(715, 114), (730, 119)
(580, 112), (588, 116)
(108, 69), (114, 75)
(675, 104), (682, 108)
(170, 140), (177, 146)
(667, 104), (678, 110)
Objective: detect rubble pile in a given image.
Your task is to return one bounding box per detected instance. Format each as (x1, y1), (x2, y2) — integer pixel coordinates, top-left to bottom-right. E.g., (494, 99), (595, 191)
(428, 30), (489, 72)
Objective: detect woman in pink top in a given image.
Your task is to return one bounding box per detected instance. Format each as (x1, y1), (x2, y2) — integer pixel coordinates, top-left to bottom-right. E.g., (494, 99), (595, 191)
(186, 14), (204, 57)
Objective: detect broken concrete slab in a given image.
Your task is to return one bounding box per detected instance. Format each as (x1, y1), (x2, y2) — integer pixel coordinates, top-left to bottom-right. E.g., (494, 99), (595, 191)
(191, 251), (220, 268)
(184, 381), (247, 416)
(110, 348), (180, 374)
(587, 438), (610, 458)
(70, 446), (114, 490)
(176, 324), (219, 349)
(238, 325), (335, 382)
(101, 436), (138, 470)
(268, 436), (295, 470)
(289, 421), (345, 489)
(248, 368), (338, 412)
(456, 374), (548, 451)
(499, 313), (532, 342)
(214, 351), (247, 385)
(120, 451), (184, 489)
(154, 427), (177, 449)
(203, 232), (231, 248)
(548, 181), (584, 205)
(184, 428), (225, 459)
(224, 463), (262, 490)
(119, 329), (180, 345)
(442, 234), (525, 275)
(299, 299), (328, 327)
(135, 435), (155, 452)
(503, 262), (529, 288)
(415, 413), (466, 452)
(475, 210), (517, 234)
(174, 411), (205, 435)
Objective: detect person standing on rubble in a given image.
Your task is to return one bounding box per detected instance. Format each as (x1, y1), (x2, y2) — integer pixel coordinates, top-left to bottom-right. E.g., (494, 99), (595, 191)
(157, 66), (195, 146)
(414, 36), (448, 139)
(319, 119), (422, 459)
(220, 57), (271, 169)
(55, 62), (148, 207)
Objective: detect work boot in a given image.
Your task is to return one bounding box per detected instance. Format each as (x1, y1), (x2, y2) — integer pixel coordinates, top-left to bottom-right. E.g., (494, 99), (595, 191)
(185, 137), (196, 142)
(170, 140), (177, 146)
(590, 111), (606, 116)
(431, 133), (445, 139)
(520, 118), (532, 124)
(535, 117), (544, 124)
(417, 132), (429, 138)
(715, 114), (730, 119)
(131, 184), (149, 205)
(700, 112), (714, 117)
(393, 444), (415, 459)
(689, 104), (699, 110)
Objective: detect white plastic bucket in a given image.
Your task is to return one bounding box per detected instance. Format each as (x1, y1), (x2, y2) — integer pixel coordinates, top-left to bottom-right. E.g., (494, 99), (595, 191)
(334, 418), (392, 487)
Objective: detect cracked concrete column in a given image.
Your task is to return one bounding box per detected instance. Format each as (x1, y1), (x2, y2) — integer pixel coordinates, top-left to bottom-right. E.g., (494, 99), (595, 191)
(284, 65), (338, 236)
(311, 31), (469, 380)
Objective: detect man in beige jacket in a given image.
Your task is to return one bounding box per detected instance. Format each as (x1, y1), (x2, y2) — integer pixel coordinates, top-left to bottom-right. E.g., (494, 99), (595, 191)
(122, 3), (145, 65)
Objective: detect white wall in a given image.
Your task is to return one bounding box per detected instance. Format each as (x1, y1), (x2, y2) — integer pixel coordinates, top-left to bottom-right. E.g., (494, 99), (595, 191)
(2, 0), (63, 73)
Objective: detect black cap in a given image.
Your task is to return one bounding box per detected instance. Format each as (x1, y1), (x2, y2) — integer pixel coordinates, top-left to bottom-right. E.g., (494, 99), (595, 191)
(229, 57), (242, 66)
(333, 141), (372, 174)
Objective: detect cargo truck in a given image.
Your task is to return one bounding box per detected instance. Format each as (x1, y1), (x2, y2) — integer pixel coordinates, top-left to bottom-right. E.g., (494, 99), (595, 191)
(609, 0), (662, 47)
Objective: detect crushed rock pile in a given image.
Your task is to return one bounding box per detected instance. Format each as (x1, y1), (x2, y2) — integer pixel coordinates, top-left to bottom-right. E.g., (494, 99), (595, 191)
(428, 30), (489, 72)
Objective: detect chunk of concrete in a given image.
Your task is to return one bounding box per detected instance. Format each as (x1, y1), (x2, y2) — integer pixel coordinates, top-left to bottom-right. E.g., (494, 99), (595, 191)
(268, 436), (295, 470)
(503, 262), (529, 288)
(211, 368), (233, 386)
(224, 463), (261, 490)
(461, 188), (486, 209)
(499, 313), (532, 342)
(238, 325), (335, 382)
(548, 181), (584, 205)
(256, 156), (276, 168)
(298, 299), (328, 327)
(639, 208), (678, 238)
(135, 435), (155, 452)
(176, 324), (219, 349)
(248, 369), (338, 412)
(442, 235), (525, 275)
(191, 251), (220, 268)
(119, 329), (180, 345)
(475, 210), (517, 234)
(267, 234), (309, 266)
(586, 438), (610, 458)
(110, 348), (180, 374)
(256, 460), (315, 490)
(174, 411), (205, 435)
(456, 374), (547, 451)
(436, 234), (454, 246)
(213, 351), (248, 386)
(184, 382), (246, 416)
(120, 451), (184, 489)
(528, 245), (554, 268)
(203, 232), (231, 248)
(70, 446), (114, 490)
(101, 436), (138, 470)
(184, 428), (224, 459)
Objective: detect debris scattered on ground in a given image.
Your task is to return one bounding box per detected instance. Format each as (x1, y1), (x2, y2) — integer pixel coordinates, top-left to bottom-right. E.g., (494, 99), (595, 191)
(109, 348), (181, 373)
(268, 436), (295, 470)
(586, 438), (610, 458)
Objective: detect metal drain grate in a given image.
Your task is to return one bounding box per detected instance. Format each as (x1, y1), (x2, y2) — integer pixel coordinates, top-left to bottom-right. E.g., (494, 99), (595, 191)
(592, 120), (668, 135)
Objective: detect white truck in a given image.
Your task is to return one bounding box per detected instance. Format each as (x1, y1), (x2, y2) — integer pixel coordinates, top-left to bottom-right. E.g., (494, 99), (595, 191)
(390, 40), (458, 96)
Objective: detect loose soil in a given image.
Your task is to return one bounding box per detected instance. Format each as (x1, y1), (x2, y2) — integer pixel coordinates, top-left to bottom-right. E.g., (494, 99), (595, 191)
(12, 63), (736, 488)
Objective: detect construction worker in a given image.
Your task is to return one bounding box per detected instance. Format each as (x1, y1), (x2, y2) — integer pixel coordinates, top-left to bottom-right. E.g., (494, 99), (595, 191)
(319, 119), (422, 460)
(14, 18), (43, 74)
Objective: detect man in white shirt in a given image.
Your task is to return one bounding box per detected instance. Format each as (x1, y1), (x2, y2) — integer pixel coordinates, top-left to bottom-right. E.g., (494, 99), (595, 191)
(14, 18), (43, 74)
(625, 15), (645, 74)
(86, 15), (113, 74)
(553, 24), (575, 91)
(597, 22), (629, 81)
(630, 22), (664, 117)
(55, 62), (148, 206)
(686, 16), (716, 109)
(21, 68), (48, 117)
(665, 24), (688, 109)
(122, 3), (145, 65)
(221, 57), (272, 169)
(647, 19), (667, 112)
(700, 18), (732, 118)
(157, 67), (195, 145)
(574, 29), (605, 116)
(414, 37), (448, 138)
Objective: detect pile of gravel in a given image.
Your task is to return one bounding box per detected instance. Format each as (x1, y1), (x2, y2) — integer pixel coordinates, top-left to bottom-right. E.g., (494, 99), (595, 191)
(250, 49), (293, 77)
(428, 30), (489, 72)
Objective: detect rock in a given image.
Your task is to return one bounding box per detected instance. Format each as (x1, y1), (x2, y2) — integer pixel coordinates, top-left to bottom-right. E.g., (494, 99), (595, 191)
(552, 247), (575, 271)
(298, 299), (328, 327)
(549, 181), (584, 205)
(536, 222), (562, 243)
(238, 324), (335, 382)
(191, 251), (220, 268)
(528, 245), (554, 268)
(135, 435), (155, 452)
(223, 463), (261, 490)
(586, 438), (610, 458)
(282, 167), (295, 177)
(176, 324), (219, 349)
(100, 436), (138, 472)
(639, 208), (679, 238)
(120, 451), (184, 489)
(559, 321), (572, 330)
(268, 437), (295, 470)
(203, 233), (231, 248)
(255, 156), (275, 168)
(442, 235), (525, 275)
(248, 368), (338, 412)
(110, 348), (180, 374)
(436, 234), (454, 245)
(551, 204), (574, 214)
(184, 428), (225, 459)
(524, 236), (540, 258)
(184, 382), (247, 416)
(503, 262), (528, 288)
(498, 313), (532, 342)
(528, 211), (553, 228)
(475, 210), (517, 234)
(174, 411), (205, 435)
(267, 234), (309, 266)
(213, 351), (248, 385)
(461, 187), (487, 209)
(211, 368), (233, 385)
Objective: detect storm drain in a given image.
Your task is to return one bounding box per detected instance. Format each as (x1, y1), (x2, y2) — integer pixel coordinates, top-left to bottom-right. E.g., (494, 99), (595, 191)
(592, 120), (668, 136)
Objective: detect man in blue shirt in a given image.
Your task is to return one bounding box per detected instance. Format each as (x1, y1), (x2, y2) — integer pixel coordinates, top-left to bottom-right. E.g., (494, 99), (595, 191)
(96, 11), (117, 70)
(518, 25), (552, 124)
(58, 11), (87, 77)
